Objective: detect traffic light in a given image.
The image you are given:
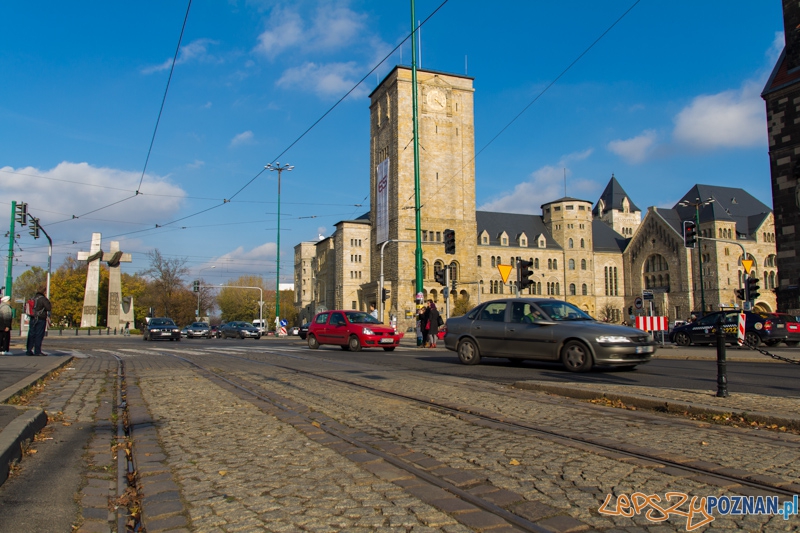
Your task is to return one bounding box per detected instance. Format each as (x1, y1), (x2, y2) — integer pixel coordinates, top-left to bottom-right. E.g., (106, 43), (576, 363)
(15, 202), (28, 226)
(193, 280), (200, 293)
(451, 280), (457, 292)
(517, 259), (533, 289)
(734, 288), (745, 301)
(29, 217), (40, 239)
(444, 229), (456, 255)
(683, 220), (697, 248)
(747, 277), (760, 300)
(434, 268), (446, 286)
(628, 306), (633, 315)
(381, 288), (390, 301)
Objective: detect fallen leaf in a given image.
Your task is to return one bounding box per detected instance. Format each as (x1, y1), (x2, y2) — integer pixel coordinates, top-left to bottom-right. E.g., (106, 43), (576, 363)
(509, 459), (520, 466)
(701, 441), (708, 446)
(28, 449), (37, 454)
(311, 421), (321, 428)
(218, 470), (227, 476)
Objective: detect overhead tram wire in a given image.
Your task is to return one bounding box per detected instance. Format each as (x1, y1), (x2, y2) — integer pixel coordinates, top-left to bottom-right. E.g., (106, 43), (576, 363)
(400, 0), (642, 210)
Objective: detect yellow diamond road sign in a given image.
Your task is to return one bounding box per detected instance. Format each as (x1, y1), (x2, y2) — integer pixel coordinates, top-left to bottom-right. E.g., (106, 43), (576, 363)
(741, 259), (753, 273)
(497, 264), (513, 284)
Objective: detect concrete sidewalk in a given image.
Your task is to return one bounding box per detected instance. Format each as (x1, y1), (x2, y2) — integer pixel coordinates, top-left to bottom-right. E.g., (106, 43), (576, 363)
(0, 350), (74, 486)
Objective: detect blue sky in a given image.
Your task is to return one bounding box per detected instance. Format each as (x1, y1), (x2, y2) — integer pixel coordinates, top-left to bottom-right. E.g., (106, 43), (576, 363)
(0, 1), (784, 287)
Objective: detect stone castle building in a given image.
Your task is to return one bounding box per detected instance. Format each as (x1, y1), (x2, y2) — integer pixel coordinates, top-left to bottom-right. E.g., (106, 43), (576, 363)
(762, 0), (800, 315)
(295, 66), (778, 329)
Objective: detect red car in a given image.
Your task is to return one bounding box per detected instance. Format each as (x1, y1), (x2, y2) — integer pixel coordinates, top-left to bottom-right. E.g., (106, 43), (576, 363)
(307, 310), (404, 351)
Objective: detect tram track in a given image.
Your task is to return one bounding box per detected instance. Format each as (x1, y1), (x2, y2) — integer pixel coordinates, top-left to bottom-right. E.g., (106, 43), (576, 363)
(146, 347), (799, 531)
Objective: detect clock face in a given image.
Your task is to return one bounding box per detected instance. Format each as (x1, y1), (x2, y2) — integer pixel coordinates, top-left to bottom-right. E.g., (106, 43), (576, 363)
(427, 89), (446, 110)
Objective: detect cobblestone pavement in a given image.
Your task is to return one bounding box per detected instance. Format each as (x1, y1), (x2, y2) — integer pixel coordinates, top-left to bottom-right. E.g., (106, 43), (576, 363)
(4, 344), (800, 532)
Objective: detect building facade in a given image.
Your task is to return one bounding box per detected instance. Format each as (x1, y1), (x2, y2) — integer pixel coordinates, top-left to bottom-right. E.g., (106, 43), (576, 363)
(295, 66), (778, 330)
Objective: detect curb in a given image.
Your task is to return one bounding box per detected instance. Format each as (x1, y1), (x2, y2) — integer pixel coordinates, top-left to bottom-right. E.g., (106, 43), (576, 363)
(0, 406), (48, 486)
(0, 356), (74, 404)
(511, 381), (800, 431)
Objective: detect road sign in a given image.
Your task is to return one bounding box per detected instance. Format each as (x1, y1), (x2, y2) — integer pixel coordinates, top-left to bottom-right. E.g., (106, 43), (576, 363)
(497, 264), (513, 284)
(634, 297), (643, 310)
(642, 290), (654, 301)
(741, 259), (753, 273)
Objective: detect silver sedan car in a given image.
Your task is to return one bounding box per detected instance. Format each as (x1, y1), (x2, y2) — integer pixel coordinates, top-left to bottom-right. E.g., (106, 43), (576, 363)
(444, 298), (656, 372)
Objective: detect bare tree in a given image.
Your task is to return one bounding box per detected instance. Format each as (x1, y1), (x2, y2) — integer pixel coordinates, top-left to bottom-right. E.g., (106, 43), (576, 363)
(140, 249), (190, 318)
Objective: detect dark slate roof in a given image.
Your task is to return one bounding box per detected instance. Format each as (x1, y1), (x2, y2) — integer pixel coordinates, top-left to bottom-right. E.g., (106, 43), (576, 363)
(671, 184), (771, 238)
(592, 175), (640, 216)
(653, 207), (685, 236)
(476, 211), (561, 250)
(540, 196), (591, 209)
(591, 219), (628, 253)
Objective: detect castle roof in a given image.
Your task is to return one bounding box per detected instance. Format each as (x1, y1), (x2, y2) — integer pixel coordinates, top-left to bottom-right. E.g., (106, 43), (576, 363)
(592, 219), (628, 253)
(476, 211), (561, 250)
(671, 184), (771, 238)
(592, 175), (640, 216)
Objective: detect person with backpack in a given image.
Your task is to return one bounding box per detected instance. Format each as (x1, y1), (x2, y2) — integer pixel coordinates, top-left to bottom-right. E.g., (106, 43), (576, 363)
(26, 287), (51, 356)
(0, 295), (13, 354)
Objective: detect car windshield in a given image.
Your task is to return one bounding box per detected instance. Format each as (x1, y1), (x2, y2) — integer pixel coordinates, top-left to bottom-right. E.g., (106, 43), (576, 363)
(151, 319), (175, 327)
(191, 323), (207, 328)
(537, 301), (594, 321)
(345, 311), (381, 324)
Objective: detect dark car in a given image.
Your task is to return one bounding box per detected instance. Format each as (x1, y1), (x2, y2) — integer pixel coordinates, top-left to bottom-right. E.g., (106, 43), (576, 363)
(669, 310), (786, 347)
(143, 318), (181, 341)
(765, 313), (800, 347)
(444, 298), (656, 372)
(186, 322), (211, 339)
(298, 323), (310, 340)
(220, 321), (262, 339)
(307, 311), (403, 351)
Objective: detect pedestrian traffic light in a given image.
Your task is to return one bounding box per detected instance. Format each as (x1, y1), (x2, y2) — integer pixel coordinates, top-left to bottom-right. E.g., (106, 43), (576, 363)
(382, 288), (390, 301)
(15, 202), (28, 226)
(628, 306), (633, 315)
(517, 259), (533, 289)
(746, 277), (760, 300)
(734, 288), (745, 301)
(683, 220), (697, 248)
(28, 217), (40, 239)
(193, 280), (200, 293)
(444, 229), (456, 255)
(451, 280), (457, 292)
(434, 268), (446, 286)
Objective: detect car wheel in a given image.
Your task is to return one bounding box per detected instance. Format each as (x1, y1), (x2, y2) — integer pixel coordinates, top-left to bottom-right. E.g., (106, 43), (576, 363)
(307, 335), (319, 349)
(240, 333), (246, 339)
(561, 340), (593, 372)
(674, 332), (691, 347)
(143, 334), (147, 341)
(176, 337), (181, 342)
(785, 341), (799, 347)
(507, 358), (524, 365)
(457, 339), (480, 365)
(348, 335), (362, 352)
(383, 347), (395, 352)
(148, 333), (154, 342)
(745, 332), (761, 347)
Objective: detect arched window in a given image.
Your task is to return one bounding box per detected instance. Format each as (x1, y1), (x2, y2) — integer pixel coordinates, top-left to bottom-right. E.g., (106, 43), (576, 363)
(568, 259), (575, 270)
(580, 238), (585, 248)
(581, 259), (586, 270)
(491, 256), (496, 267)
(568, 238), (574, 249)
(548, 259), (552, 269)
(581, 283), (587, 295)
(555, 282), (560, 295)
(422, 260), (428, 280)
(449, 262), (458, 281)
(477, 256), (482, 267)
(553, 259), (558, 269)
(569, 283), (576, 295)
(534, 258), (539, 269)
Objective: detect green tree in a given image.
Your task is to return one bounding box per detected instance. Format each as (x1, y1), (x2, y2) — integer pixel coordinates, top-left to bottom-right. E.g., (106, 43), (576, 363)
(13, 266), (47, 300)
(450, 296), (472, 317)
(50, 257), (88, 327)
(217, 275), (266, 322)
(121, 272), (149, 329)
(139, 249), (189, 319)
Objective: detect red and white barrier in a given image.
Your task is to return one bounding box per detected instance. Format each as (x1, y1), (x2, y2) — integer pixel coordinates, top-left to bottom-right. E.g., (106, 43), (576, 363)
(737, 312), (746, 346)
(635, 316), (668, 331)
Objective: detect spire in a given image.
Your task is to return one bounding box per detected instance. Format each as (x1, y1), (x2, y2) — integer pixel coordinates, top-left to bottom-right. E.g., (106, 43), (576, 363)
(593, 174), (640, 216)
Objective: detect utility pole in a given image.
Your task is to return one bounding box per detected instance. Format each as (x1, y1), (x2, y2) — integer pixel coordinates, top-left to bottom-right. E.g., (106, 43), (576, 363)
(410, 0), (423, 300)
(5, 201), (17, 298)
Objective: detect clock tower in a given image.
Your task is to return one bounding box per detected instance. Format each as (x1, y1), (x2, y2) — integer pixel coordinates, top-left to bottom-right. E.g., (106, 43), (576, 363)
(369, 67), (478, 327)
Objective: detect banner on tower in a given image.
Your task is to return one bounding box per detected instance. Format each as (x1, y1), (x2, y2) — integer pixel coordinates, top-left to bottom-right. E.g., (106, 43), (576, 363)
(376, 158), (390, 244)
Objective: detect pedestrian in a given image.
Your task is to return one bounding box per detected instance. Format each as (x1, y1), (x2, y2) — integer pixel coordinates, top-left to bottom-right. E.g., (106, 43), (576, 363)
(427, 300), (441, 348)
(0, 295), (13, 355)
(421, 301), (430, 348)
(26, 286), (51, 356)
(369, 304), (378, 319)
(124, 321), (130, 337)
(415, 308), (424, 347)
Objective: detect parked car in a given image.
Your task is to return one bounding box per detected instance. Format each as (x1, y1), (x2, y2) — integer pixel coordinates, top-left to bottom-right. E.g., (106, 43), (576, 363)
(298, 323), (310, 340)
(766, 313), (800, 347)
(669, 310), (788, 347)
(289, 326), (300, 336)
(220, 321), (262, 339)
(209, 325), (221, 338)
(180, 325), (190, 337)
(252, 319), (267, 334)
(186, 322), (211, 339)
(307, 310), (403, 351)
(444, 298), (656, 372)
(143, 318), (182, 341)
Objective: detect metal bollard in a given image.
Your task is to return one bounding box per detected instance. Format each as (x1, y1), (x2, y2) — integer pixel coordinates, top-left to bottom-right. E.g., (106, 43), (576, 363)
(114, 327), (117, 335)
(715, 314), (728, 398)
(88, 328), (91, 336)
(75, 328), (78, 336)
(59, 328), (62, 336)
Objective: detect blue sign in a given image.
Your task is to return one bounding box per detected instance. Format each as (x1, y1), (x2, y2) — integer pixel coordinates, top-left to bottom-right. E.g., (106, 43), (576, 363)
(280, 319), (288, 327)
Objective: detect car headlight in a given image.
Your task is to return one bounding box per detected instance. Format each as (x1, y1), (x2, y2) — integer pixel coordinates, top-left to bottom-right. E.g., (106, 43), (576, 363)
(362, 327), (375, 335)
(596, 335), (631, 343)
(173, 329), (180, 333)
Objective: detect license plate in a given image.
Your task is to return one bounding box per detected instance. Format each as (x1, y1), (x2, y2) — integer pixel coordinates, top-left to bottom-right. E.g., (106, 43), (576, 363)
(635, 346), (653, 354)
(777, 324), (785, 329)
(379, 337), (394, 344)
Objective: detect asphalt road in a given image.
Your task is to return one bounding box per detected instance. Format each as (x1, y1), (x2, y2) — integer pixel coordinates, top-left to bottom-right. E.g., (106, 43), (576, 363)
(41, 334), (800, 398)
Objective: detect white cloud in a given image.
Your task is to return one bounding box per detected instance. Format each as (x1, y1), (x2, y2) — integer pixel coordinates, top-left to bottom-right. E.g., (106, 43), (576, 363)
(672, 82), (765, 149)
(478, 150), (597, 214)
(230, 130), (254, 147)
(276, 62), (364, 98)
(212, 242), (276, 266)
(253, 7), (305, 59)
(607, 130), (657, 164)
(141, 39), (220, 74)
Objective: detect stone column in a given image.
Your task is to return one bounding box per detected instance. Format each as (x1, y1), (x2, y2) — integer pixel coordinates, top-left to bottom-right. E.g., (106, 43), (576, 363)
(103, 241), (132, 329)
(77, 233), (102, 327)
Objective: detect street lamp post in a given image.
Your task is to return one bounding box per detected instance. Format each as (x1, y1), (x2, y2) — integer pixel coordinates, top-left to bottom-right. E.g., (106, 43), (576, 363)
(679, 197), (714, 314)
(265, 162), (293, 333)
(198, 265), (216, 318)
